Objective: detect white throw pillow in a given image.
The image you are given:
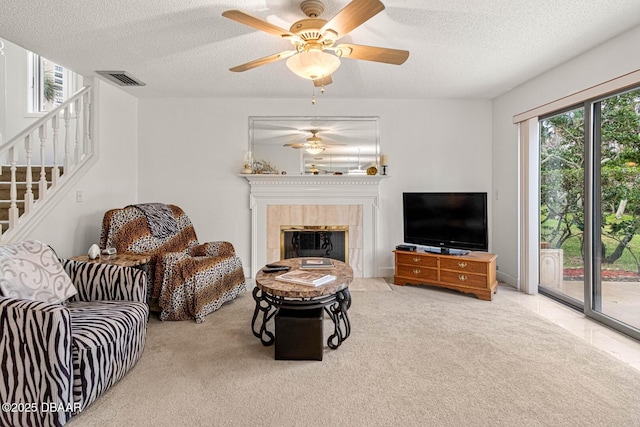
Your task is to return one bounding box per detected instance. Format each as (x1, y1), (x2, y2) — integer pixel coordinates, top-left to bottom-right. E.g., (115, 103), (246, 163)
(0, 240), (77, 303)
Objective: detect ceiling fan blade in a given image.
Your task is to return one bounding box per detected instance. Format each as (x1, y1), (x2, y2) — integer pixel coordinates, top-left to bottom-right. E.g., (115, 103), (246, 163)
(222, 9), (297, 39)
(283, 143), (305, 148)
(321, 0), (385, 38)
(230, 50), (296, 72)
(336, 43), (409, 65)
(313, 75), (333, 87)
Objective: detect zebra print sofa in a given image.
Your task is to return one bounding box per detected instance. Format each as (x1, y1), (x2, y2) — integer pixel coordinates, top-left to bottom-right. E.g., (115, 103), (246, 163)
(0, 244), (149, 427)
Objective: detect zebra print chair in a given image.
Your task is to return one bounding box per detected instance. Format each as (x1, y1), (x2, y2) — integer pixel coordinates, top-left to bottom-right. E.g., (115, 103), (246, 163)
(0, 241), (148, 427)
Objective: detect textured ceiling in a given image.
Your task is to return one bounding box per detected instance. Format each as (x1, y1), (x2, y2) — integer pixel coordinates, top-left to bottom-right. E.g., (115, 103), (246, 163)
(1, 0), (640, 99)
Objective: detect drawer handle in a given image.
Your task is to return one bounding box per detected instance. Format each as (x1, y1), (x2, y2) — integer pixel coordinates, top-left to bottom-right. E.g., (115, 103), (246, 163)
(458, 262), (467, 268)
(458, 274), (467, 282)
(412, 257), (421, 263)
(412, 268), (421, 275)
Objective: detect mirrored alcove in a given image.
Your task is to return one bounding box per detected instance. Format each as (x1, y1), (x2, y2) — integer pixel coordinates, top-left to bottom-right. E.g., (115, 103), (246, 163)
(249, 116), (380, 175)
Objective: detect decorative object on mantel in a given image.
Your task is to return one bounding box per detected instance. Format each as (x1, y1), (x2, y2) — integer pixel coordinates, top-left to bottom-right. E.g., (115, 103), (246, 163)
(253, 159), (279, 174)
(222, 0), (409, 104)
(380, 154), (388, 175)
(366, 166), (378, 175)
(242, 151), (254, 174)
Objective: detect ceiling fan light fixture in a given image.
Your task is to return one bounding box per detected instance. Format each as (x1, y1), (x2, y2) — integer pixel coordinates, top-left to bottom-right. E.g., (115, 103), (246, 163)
(305, 142), (325, 154)
(306, 147), (325, 155)
(286, 49), (340, 80)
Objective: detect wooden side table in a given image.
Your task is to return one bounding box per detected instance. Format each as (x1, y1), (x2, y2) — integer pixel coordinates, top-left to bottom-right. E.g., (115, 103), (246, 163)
(70, 253), (151, 267)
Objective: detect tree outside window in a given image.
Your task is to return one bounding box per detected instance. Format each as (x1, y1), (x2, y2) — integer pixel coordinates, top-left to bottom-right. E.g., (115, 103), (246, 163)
(29, 53), (70, 113)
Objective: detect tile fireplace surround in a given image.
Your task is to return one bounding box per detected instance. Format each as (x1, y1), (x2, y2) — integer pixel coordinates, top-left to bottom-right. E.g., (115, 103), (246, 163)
(243, 175), (385, 278)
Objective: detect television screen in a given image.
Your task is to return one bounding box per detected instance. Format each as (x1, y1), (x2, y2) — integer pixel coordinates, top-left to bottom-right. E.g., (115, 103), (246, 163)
(403, 192), (488, 252)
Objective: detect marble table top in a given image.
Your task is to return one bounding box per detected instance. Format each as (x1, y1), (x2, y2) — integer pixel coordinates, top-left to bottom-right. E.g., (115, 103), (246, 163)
(255, 258), (353, 298)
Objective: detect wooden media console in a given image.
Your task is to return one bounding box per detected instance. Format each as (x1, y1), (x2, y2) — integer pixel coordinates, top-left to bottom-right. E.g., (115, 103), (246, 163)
(393, 250), (498, 300)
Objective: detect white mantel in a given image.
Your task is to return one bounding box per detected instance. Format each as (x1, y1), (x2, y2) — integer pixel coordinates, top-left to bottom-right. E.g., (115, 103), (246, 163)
(243, 174), (386, 277)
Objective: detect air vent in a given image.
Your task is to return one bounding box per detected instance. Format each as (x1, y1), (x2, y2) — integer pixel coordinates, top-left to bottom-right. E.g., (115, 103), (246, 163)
(96, 71), (146, 86)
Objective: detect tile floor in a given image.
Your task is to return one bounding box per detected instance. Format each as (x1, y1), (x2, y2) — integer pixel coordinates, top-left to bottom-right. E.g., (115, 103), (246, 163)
(498, 284), (640, 372)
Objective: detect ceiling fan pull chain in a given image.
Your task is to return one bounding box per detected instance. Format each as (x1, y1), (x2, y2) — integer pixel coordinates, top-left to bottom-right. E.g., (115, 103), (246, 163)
(311, 85), (316, 105)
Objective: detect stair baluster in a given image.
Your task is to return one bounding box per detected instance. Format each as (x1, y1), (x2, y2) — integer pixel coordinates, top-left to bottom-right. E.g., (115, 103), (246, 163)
(38, 124), (48, 199)
(24, 134), (34, 214)
(83, 91), (91, 158)
(75, 98), (81, 163)
(64, 106), (71, 172)
(52, 114), (60, 185)
(8, 147), (19, 227)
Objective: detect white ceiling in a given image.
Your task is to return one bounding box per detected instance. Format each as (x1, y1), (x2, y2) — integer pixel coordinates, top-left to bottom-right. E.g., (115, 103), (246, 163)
(2, 0), (640, 100)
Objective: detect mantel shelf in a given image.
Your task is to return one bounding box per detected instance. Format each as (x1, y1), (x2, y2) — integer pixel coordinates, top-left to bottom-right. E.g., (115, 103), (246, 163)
(240, 174), (389, 185)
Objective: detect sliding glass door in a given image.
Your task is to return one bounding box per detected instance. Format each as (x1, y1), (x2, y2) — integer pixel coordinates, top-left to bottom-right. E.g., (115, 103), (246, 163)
(539, 88), (640, 337)
(591, 90), (640, 331)
(539, 107), (585, 306)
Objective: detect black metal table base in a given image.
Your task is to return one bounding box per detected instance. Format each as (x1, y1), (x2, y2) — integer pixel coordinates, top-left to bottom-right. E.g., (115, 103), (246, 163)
(251, 286), (351, 349)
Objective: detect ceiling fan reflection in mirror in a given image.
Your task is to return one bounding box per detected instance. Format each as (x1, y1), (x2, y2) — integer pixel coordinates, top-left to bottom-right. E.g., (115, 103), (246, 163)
(222, 0), (409, 103)
(284, 130), (346, 154)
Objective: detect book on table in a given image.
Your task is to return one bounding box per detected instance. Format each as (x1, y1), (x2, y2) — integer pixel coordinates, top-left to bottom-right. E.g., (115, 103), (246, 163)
(300, 258), (335, 269)
(275, 269), (337, 286)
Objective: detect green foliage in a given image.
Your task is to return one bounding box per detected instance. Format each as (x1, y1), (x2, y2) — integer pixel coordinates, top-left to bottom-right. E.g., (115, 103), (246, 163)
(540, 89), (640, 273)
(43, 72), (62, 102)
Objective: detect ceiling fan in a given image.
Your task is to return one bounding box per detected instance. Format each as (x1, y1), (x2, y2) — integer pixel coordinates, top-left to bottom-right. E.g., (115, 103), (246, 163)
(222, 0), (409, 89)
(283, 130), (345, 154)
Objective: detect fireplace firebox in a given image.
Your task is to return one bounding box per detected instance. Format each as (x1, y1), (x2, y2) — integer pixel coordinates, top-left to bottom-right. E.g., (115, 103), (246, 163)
(280, 226), (349, 263)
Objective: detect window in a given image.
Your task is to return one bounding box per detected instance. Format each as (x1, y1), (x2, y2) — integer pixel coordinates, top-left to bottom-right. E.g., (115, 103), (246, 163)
(28, 53), (77, 113)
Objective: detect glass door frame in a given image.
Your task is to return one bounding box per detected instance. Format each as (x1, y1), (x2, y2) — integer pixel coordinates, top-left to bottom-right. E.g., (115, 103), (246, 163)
(533, 95), (640, 341)
(584, 96), (640, 340)
(537, 104), (587, 310)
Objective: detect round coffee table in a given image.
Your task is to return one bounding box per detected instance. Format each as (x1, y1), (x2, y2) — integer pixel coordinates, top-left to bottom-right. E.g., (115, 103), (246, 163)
(252, 257), (353, 350)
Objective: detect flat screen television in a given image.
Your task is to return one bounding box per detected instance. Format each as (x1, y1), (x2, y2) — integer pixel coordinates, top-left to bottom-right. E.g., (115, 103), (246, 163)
(403, 192), (488, 253)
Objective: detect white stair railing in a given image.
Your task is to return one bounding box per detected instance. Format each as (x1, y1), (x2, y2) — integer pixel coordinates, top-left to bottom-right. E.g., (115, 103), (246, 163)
(0, 85), (94, 238)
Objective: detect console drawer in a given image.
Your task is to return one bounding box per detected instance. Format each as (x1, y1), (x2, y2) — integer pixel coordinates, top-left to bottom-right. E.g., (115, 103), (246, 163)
(439, 271), (487, 287)
(396, 265), (438, 281)
(396, 253), (438, 268)
(440, 258), (487, 274)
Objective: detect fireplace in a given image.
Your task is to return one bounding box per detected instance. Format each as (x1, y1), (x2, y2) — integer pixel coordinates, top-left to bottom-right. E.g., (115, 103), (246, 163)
(243, 174), (385, 278)
(268, 205), (360, 274)
(281, 225), (349, 262)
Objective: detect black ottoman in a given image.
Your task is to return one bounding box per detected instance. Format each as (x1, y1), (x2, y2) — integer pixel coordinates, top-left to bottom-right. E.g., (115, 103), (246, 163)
(275, 308), (324, 361)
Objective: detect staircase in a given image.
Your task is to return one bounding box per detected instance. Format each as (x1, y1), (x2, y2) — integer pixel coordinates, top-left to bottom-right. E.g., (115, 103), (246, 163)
(0, 166), (59, 233)
(0, 85), (94, 242)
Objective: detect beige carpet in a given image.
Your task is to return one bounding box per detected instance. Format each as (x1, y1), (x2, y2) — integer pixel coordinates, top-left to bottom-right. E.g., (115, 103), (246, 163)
(67, 281), (640, 426)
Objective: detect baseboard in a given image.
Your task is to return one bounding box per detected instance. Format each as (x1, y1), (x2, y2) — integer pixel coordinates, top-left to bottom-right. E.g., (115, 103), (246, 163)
(497, 270), (518, 289)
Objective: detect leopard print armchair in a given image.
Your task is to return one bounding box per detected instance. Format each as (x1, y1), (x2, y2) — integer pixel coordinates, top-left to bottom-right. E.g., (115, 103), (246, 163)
(100, 204), (246, 323)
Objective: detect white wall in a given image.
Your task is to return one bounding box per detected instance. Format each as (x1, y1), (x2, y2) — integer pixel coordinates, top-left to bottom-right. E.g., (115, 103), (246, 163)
(1, 38), (33, 142)
(22, 79), (139, 258)
(492, 24), (640, 287)
(138, 98), (493, 276)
